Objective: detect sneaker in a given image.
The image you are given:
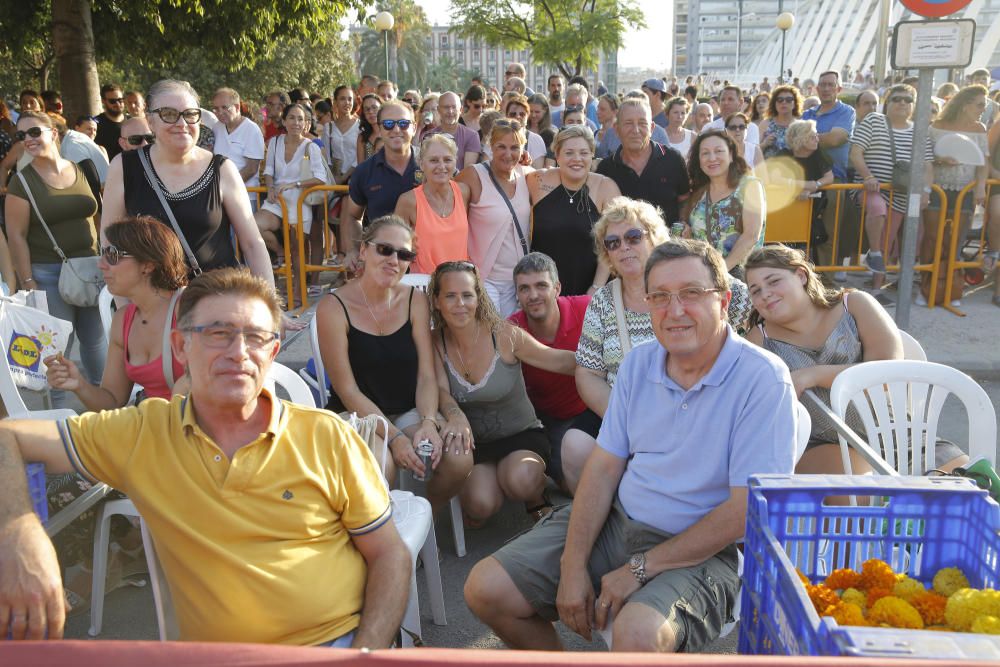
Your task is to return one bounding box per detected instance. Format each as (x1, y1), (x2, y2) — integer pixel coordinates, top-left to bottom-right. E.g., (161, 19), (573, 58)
(915, 293), (928, 307)
(863, 252), (886, 274)
(950, 299), (961, 308)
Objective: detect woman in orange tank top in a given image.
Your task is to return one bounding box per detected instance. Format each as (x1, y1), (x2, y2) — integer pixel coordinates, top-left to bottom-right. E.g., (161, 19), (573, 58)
(394, 133), (471, 275)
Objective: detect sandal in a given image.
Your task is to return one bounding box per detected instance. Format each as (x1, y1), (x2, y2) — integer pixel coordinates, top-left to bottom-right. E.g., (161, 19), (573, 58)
(526, 492), (554, 524)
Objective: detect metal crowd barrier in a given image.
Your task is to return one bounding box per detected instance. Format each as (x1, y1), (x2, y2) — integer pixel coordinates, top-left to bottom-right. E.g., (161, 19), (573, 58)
(942, 179), (997, 317)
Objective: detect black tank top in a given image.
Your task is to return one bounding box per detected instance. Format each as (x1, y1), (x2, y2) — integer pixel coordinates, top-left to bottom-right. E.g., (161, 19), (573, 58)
(122, 146), (238, 272)
(531, 185), (600, 296)
(330, 287), (419, 414)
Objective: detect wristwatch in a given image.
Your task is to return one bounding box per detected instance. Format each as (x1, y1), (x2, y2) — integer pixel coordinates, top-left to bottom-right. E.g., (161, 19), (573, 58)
(628, 552), (648, 586)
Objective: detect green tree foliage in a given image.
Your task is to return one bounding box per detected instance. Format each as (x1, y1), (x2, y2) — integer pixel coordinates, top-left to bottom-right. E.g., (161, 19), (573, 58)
(356, 0), (431, 92)
(448, 0), (644, 79)
(424, 55), (480, 94)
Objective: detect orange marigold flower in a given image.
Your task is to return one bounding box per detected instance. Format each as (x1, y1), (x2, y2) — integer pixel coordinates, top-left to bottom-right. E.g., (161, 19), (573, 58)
(825, 601), (868, 627)
(910, 591), (948, 626)
(866, 587), (893, 607)
(825, 568), (862, 591)
(859, 559), (896, 591)
(869, 596), (925, 629)
(807, 583), (840, 614)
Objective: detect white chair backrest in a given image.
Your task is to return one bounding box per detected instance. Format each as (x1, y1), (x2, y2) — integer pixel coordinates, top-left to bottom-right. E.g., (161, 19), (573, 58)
(308, 314), (329, 407)
(400, 273), (431, 293)
(347, 412), (391, 486)
(794, 401), (811, 463)
(98, 286), (114, 341)
(899, 330), (927, 361)
(266, 361), (316, 407)
(830, 360), (997, 475)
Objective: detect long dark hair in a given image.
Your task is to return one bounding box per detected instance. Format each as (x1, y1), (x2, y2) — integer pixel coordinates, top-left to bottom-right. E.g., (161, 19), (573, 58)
(358, 93), (382, 142)
(687, 130), (749, 192)
(526, 93), (551, 133)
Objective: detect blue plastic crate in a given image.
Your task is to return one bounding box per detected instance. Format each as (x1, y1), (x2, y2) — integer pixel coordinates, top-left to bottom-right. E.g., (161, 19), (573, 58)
(26, 462), (47, 522)
(738, 474), (1000, 660)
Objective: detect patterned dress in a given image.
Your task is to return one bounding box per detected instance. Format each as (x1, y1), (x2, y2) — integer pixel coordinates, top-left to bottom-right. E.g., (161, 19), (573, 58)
(688, 175), (766, 264)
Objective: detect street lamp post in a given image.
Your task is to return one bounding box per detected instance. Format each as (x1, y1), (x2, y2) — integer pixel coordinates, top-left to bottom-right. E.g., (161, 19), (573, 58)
(776, 11), (795, 84)
(374, 11), (394, 82)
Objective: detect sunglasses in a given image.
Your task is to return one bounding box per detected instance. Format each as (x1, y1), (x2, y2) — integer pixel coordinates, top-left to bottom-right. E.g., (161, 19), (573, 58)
(494, 119), (522, 130)
(126, 133), (155, 146)
(727, 124), (747, 131)
(775, 96), (796, 103)
(105, 97), (125, 104)
(101, 245), (133, 265)
(150, 107), (202, 125)
(14, 127), (45, 141)
(380, 118), (413, 131)
(366, 241), (417, 262)
(565, 105), (584, 113)
(603, 227), (647, 251)
(890, 96), (914, 104)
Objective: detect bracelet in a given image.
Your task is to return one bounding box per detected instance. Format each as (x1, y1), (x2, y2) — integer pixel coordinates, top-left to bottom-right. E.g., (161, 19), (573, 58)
(420, 416), (439, 429)
(388, 431), (406, 445)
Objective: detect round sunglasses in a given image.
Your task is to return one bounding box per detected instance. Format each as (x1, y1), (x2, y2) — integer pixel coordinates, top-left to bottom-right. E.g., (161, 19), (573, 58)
(101, 245), (133, 265)
(14, 127), (46, 141)
(603, 227), (647, 251)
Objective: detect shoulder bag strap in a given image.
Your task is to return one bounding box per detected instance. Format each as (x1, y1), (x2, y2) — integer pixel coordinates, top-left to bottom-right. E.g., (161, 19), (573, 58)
(611, 279), (632, 356)
(16, 172), (68, 261)
(137, 148), (203, 275)
(161, 287), (184, 389)
(886, 116), (898, 163)
(484, 165), (529, 256)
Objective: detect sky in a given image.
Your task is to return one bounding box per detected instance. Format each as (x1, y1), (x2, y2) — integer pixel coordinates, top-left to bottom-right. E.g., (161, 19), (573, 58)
(410, 0), (673, 70)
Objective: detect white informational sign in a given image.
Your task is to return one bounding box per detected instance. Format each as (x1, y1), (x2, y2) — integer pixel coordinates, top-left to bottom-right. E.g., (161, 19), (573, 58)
(891, 19), (975, 69)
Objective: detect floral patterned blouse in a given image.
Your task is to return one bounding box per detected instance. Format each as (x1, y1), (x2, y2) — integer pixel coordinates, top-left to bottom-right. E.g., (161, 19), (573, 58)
(688, 175), (766, 262)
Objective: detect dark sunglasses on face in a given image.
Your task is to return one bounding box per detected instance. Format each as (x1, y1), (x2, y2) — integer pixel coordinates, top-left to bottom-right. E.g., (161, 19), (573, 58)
(126, 133), (155, 146)
(775, 96), (795, 103)
(150, 107), (202, 125)
(890, 96), (914, 104)
(380, 118), (413, 131)
(105, 97), (124, 104)
(367, 241), (417, 262)
(14, 127), (45, 141)
(101, 245), (132, 265)
(603, 227), (647, 251)
(494, 118), (522, 130)
(727, 124), (747, 131)
(565, 105), (584, 113)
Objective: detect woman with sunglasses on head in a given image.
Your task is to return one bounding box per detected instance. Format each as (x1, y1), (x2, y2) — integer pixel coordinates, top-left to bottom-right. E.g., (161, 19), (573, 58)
(356, 93), (383, 164)
(455, 119), (534, 317)
(527, 125), (620, 298)
(99, 79), (273, 288)
(4, 111), (106, 405)
(46, 216), (189, 409)
(758, 85), (803, 159)
(429, 260), (575, 525)
(394, 134), (471, 274)
(316, 216), (470, 510)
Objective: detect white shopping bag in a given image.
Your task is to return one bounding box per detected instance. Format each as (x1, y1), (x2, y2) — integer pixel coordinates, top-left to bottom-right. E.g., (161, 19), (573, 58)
(0, 296), (73, 391)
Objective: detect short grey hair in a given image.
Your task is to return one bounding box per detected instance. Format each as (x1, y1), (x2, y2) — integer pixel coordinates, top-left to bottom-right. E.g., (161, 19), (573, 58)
(513, 252), (559, 284)
(616, 97), (651, 124)
(566, 83), (589, 104)
(147, 79), (200, 110)
(786, 119), (818, 152)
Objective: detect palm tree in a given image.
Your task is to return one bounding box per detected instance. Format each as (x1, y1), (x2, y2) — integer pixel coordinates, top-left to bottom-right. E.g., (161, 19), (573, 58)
(357, 0), (431, 91)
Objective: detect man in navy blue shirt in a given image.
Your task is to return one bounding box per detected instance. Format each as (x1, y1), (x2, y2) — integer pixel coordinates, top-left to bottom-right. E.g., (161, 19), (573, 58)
(342, 101), (420, 269)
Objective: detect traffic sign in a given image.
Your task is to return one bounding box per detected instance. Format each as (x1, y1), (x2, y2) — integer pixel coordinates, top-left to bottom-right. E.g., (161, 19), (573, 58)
(900, 0), (973, 18)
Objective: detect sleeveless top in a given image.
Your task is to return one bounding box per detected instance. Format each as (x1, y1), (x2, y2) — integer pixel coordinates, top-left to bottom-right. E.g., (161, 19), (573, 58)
(441, 329), (541, 443)
(467, 163), (531, 281)
(331, 288), (418, 414)
(122, 303), (185, 400)
(762, 121), (790, 158)
(412, 182), (470, 274)
(758, 294), (865, 444)
(122, 146), (237, 272)
(531, 185), (601, 296)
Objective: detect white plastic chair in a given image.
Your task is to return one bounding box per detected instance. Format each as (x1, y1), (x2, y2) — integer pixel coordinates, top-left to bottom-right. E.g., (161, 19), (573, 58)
(348, 413), (447, 646)
(829, 360), (997, 477)
(266, 361), (316, 407)
(98, 286), (115, 340)
(308, 312), (466, 557)
(899, 330), (927, 361)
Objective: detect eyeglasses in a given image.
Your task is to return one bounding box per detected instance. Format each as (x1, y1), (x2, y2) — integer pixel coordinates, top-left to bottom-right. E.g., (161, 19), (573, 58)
(150, 107), (202, 125)
(565, 105), (584, 113)
(105, 98), (124, 104)
(775, 96), (796, 104)
(125, 133), (155, 146)
(181, 325), (280, 350)
(366, 241), (417, 262)
(726, 124), (747, 131)
(13, 127), (45, 141)
(890, 96), (914, 104)
(380, 118), (413, 131)
(603, 227), (647, 251)
(644, 287), (722, 309)
(494, 119), (522, 130)
(100, 245), (133, 265)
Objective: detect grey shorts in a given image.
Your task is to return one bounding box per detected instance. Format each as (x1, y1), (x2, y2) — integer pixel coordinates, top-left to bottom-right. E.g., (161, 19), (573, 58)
(493, 501), (740, 652)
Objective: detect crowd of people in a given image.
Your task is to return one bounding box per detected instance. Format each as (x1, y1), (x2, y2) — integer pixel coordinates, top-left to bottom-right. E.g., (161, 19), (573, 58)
(0, 60), (991, 652)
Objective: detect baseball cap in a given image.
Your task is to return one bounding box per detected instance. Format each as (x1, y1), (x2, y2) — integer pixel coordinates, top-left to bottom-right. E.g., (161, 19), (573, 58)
(642, 78), (667, 93)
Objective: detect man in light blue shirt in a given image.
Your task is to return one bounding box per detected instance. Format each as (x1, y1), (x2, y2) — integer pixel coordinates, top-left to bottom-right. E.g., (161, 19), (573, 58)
(466, 239), (797, 653)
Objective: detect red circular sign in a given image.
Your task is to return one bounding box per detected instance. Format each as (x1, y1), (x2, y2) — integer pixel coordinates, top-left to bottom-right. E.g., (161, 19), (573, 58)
(900, 0), (973, 17)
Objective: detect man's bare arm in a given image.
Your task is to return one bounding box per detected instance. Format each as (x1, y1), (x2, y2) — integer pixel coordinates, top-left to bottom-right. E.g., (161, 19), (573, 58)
(349, 519), (411, 648)
(644, 487), (747, 575)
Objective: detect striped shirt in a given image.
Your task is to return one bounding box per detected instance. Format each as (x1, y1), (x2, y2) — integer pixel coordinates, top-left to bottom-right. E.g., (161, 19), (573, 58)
(851, 113), (933, 212)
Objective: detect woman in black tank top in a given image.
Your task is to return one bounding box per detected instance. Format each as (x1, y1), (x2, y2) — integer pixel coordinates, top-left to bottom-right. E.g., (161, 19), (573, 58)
(314, 216), (472, 511)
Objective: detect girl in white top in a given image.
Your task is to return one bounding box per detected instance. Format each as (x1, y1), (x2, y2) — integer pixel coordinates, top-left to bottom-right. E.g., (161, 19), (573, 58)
(323, 85), (360, 184)
(665, 97), (697, 162)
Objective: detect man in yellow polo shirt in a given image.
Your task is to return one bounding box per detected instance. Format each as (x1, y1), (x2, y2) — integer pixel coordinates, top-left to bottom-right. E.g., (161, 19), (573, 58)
(0, 268), (411, 646)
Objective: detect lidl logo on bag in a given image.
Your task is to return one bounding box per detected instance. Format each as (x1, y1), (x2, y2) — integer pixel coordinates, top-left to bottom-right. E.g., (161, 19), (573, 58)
(8, 332), (42, 371)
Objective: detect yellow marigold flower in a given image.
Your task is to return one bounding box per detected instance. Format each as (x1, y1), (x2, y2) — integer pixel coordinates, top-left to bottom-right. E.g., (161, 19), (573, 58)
(866, 586), (893, 608)
(860, 559), (896, 591)
(933, 567), (970, 597)
(910, 590), (948, 626)
(807, 583), (841, 614)
(825, 601), (868, 627)
(971, 615), (1000, 635)
(944, 588), (1000, 631)
(869, 596), (925, 629)
(825, 568), (862, 591)
(893, 576), (926, 603)
(842, 587), (866, 609)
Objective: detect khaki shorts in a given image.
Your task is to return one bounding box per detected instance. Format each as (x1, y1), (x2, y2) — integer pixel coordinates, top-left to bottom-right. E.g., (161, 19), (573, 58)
(493, 501), (740, 652)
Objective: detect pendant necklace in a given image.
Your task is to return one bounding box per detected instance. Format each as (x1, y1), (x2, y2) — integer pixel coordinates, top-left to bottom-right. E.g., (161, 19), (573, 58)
(360, 286), (389, 335)
(454, 323), (481, 380)
(560, 177), (592, 214)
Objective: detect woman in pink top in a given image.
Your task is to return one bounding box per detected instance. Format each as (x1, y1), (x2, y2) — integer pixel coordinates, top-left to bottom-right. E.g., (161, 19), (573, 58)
(394, 134), (471, 274)
(46, 216), (189, 407)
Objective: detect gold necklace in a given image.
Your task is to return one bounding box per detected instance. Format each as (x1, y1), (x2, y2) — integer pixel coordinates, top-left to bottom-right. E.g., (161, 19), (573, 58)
(360, 285), (390, 335)
(454, 323), (481, 380)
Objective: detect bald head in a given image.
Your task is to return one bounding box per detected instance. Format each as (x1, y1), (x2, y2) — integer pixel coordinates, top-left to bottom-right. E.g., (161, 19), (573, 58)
(693, 103), (714, 131)
(119, 116), (152, 151)
(437, 91), (462, 128)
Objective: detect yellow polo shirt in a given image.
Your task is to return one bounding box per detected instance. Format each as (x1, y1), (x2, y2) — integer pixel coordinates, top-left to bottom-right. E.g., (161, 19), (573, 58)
(58, 389), (391, 645)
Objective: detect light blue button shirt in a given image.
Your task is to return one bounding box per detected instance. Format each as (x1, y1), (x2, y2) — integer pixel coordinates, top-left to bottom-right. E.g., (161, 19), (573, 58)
(803, 101), (856, 181)
(597, 327), (797, 535)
